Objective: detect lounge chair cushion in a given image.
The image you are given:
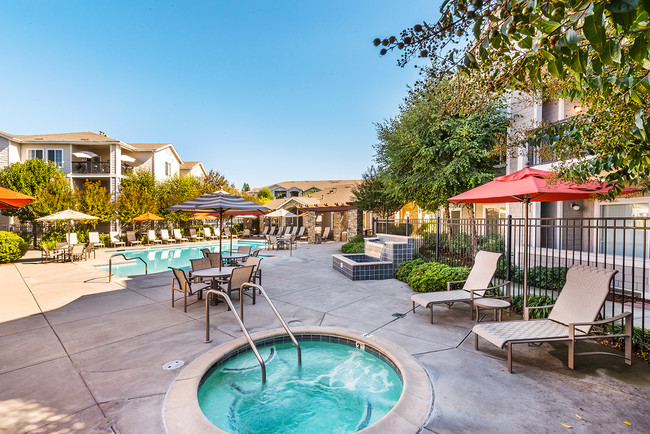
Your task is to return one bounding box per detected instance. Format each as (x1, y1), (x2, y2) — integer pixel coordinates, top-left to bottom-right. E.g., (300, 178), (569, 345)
(461, 250), (502, 296)
(473, 319), (586, 349)
(411, 289), (478, 307)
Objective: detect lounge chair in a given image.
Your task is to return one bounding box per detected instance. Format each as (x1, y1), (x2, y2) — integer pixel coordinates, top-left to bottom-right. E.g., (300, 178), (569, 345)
(296, 226), (306, 240)
(160, 229), (176, 244)
(277, 227), (285, 237)
(148, 230), (163, 245)
(41, 245), (65, 263)
(254, 226), (269, 238)
(225, 227), (239, 239)
(242, 229), (251, 238)
(170, 267), (210, 312)
(316, 226), (330, 243)
(268, 227), (277, 236)
(411, 251), (509, 323)
(126, 231), (142, 246)
(204, 227), (218, 240)
(109, 232), (126, 247)
(189, 228), (204, 242)
(66, 232), (79, 245)
(473, 264), (631, 373)
(173, 229), (188, 242)
(88, 232), (105, 248)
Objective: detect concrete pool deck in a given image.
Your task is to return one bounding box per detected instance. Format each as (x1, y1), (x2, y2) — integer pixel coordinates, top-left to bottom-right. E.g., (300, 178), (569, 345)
(1, 242), (649, 433)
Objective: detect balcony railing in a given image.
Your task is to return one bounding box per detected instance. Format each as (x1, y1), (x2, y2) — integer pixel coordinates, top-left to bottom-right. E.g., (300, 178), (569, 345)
(72, 161), (111, 174)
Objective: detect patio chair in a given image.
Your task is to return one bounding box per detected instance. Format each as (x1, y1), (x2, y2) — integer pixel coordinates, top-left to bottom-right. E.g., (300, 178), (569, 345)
(55, 242), (68, 249)
(473, 265), (631, 373)
(268, 227), (277, 236)
(189, 228), (204, 242)
(66, 232), (79, 245)
(251, 249), (260, 257)
(190, 257), (212, 283)
(246, 256), (263, 286)
(173, 229), (188, 242)
(170, 267), (210, 313)
(216, 265), (255, 308)
(290, 226), (298, 236)
(41, 245), (65, 263)
(410, 251), (509, 324)
(204, 252), (223, 268)
(277, 226), (285, 236)
(316, 226), (330, 243)
(83, 242), (95, 260)
(126, 231), (142, 246)
(266, 235), (278, 250)
(88, 232), (105, 248)
(242, 229), (251, 238)
(296, 226), (306, 240)
(160, 229), (176, 244)
(236, 245), (252, 265)
(109, 231), (126, 247)
(148, 230), (163, 245)
(69, 244), (86, 262)
(203, 227), (216, 240)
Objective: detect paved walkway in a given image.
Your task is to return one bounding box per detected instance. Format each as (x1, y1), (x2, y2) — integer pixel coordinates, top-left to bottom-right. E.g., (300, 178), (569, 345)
(0, 242), (648, 433)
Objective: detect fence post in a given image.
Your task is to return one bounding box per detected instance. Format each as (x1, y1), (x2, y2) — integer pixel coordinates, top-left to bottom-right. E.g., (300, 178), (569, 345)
(435, 217), (440, 262)
(506, 214), (512, 282)
(405, 216), (410, 236)
(373, 217), (377, 236)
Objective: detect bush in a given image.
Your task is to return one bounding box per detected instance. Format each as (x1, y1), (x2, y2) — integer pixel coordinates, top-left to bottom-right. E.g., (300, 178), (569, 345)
(341, 234), (365, 254)
(0, 231), (29, 263)
(99, 233), (111, 246)
(512, 266), (568, 292)
(395, 258), (425, 281)
(406, 261), (470, 292)
(510, 294), (556, 319)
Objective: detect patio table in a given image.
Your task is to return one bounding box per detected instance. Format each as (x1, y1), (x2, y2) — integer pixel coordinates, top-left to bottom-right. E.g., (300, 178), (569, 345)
(191, 266), (236, 304)
(221, 252), (248, 266)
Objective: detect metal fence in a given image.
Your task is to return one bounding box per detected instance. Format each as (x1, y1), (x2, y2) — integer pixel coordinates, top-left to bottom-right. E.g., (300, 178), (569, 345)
(375, 216), (650, 344)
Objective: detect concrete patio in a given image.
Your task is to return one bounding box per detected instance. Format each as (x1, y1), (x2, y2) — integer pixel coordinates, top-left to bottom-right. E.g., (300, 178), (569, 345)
(1, 242), (648, 433)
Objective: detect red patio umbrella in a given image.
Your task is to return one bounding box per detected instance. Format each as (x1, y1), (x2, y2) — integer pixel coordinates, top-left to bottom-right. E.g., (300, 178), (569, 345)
(0, 186), (35, 209)
(448, 167), (638, 317)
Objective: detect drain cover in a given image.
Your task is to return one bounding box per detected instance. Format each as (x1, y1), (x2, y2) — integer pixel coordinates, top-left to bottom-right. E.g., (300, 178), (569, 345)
(162, 360), (184, 371)
(392, 313), (406, 318)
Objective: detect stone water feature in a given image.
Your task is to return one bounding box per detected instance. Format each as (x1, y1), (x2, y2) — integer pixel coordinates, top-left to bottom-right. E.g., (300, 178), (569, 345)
(332, 234), (415, 280)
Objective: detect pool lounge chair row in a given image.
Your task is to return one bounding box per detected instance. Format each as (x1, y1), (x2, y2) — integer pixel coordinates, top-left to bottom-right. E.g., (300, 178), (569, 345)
(104, 227), (237, 247)
(410, 251), (633, 374)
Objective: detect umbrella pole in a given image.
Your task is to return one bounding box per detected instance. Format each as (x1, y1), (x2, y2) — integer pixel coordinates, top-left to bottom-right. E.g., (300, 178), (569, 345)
(230, 216), (233, 253)
(219, 213), (223, 271)
(523, 198), (530, 320)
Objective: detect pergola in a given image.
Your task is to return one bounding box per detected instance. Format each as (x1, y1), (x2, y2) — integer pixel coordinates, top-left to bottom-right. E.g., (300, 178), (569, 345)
(296, 202), (362, 243)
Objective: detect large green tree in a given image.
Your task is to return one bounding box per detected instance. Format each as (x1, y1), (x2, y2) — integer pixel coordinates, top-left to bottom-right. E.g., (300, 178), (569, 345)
(78, 180), (115, 222)
(375, 0), (650, 197)
(117, 184), (157, 224)
(352, 166), (406, 217)
(157, 174), (203, 222)
(375, 76), (509, 217)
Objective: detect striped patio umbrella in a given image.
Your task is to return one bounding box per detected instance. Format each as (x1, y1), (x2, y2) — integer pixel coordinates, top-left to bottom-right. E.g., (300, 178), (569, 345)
(167, 190), (270, 269)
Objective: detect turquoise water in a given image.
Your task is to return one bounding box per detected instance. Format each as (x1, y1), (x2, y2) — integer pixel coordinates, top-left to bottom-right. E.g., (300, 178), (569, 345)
(198, 340), (403, 433)
(97, 240), (264, 276)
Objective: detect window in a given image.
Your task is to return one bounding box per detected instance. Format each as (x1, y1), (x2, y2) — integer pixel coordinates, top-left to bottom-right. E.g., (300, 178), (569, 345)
(47, 149), (63, 168)
(29, 149), (43, 160)
(599, 203), (650, 257)
(165, 162), (172, 176)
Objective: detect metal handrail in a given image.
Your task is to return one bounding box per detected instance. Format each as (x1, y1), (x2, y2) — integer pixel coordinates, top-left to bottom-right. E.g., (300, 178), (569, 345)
(108, 254), (147, 282)
(204, 289), (267, 383)
(240, 283), (301, 363)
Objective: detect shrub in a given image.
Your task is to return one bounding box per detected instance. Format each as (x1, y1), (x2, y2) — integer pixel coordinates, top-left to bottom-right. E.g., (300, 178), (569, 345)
(395, 258), (425, 281)
(510, 294), (556, 319)
(513, 266), (568, 292)
(407, 261), (470, 293)
(99, 233), (111, 246)
(0, 231), (29, 263)
(341, 234), (365, 254)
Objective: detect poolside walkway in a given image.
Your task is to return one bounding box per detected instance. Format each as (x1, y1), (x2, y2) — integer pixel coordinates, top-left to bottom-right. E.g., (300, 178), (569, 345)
(1, 242), (649, 433)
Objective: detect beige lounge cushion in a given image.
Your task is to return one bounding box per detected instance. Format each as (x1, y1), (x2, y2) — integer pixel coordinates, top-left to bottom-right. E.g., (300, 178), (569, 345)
(462, 251), (502, 297)
(473, 319), (586, 349)
(411, 289), (479, 307)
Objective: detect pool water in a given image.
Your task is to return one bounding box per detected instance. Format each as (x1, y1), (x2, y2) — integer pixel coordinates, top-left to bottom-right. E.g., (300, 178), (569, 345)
(198, 340), (403, 433)
(97, 240), (264, 276)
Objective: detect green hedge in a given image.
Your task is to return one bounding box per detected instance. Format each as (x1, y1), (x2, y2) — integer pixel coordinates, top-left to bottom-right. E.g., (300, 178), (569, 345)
(510, 294), (556, 319)
(341, 234), (365, 254)
(0, 231), (29, 263)
(396, 259), (470, 293)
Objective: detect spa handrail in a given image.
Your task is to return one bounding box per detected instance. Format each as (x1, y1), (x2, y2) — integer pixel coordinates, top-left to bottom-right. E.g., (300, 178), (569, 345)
(240, 283), (301, 364)
(204, 289), (267, 383)
(108, 254), (147, 282)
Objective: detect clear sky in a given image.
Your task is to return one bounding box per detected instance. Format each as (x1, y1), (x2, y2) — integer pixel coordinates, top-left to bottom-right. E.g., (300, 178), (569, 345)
(0, 1), (435, 189)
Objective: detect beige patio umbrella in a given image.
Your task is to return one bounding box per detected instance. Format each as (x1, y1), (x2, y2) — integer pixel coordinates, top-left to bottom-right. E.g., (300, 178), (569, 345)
(36, 209), (99, 244)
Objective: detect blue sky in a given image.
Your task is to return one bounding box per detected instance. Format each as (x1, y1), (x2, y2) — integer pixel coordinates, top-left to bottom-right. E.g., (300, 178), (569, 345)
(0, 1), (434, 189)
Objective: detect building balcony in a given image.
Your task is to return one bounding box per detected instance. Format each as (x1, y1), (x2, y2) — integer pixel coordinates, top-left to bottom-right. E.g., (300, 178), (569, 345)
(72, 161), (111, 174)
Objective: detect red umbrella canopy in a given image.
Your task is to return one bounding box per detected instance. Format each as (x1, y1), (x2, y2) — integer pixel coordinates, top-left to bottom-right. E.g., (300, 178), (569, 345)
(448, 167), (635, 204)
(0, 186), (36, 209)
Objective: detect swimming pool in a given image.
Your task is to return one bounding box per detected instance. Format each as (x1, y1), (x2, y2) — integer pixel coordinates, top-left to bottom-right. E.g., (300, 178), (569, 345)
(98, 240), (265, 276)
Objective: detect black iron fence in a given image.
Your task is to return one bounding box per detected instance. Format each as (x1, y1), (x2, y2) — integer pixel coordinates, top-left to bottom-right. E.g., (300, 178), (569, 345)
(375, 216), (650, 344)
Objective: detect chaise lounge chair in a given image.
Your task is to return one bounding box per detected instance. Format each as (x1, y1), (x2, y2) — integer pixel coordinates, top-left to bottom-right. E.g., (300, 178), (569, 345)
(173, 229), (188, 242)
(189, 228), (204, 242)
(148, 230), (163, 245)
(160, 229), (176, 244)
(204, 227), (218, 240)
(296, 226), (306, 240)
(411, 251), (509, 323)
(126, 231), (142, 246)
(88, 231), (105, 248)
(109, 231), (126, 247)
(473, 264), (632, 373)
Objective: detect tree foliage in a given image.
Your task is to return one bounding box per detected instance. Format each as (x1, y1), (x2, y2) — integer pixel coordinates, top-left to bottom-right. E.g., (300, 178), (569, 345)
(117, 184), (158, 223)
(257, 187), (274, 204)
(157, 174), (203, 222)
(242, 182), (250, 192)
(0, 159), (74, 221)
(202, 169), (230, 193)
(375, 0), (650, 196)
(352, 166), (405, 217)
(374, 76), (508, 213)
(78, 180), (115, 222)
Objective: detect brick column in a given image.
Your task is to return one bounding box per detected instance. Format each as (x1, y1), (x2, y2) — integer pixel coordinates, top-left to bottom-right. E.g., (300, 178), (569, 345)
(307, 211), (317, 243)
(332, 212), (343, 241)
(347, 208), (363, 238)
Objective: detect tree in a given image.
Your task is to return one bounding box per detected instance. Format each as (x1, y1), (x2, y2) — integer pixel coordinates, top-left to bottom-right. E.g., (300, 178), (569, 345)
(157, 174), (203, 222)
(78, 180), (115, 222)
(0, 159), (73, 222)
(120, 168), (156, 195)
(202, 169), (230, 193)
(257, 187), (273, 204)
(352, 166), (405, 217)
(117, 184), (157, 224)
(31, 176), (77, 217)
(375, 0), (650, 197)
(374, 75), (508, 217)
(242, 182), (250, 192)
